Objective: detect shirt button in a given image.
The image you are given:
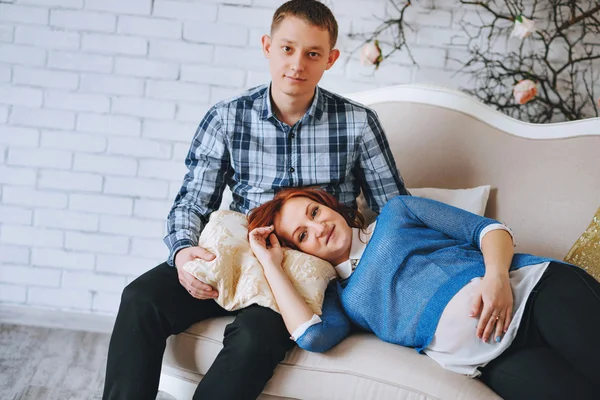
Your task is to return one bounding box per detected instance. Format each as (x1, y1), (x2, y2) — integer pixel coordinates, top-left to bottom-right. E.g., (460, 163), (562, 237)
(289, 132), (295, 139)
(289, 167), (295, 173)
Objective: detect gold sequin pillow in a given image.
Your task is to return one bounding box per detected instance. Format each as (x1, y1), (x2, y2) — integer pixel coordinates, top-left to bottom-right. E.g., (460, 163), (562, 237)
(564, 207), (600, 282)
(183, 210), (337, 315)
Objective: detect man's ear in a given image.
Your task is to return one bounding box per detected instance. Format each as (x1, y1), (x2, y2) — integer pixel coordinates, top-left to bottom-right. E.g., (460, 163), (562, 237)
(325, 48), (341, 70)
(261, 34), (272, 58)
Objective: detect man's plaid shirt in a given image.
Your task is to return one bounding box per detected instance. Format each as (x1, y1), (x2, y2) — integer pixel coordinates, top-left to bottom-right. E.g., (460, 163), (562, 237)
(164, 84), (408, 265)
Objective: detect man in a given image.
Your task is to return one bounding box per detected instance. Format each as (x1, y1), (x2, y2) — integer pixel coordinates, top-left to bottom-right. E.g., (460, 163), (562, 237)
(102, 1), (408, 399)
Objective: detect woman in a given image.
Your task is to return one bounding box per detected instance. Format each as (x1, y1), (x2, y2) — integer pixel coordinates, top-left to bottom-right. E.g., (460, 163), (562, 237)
(247, 188), (600, 400)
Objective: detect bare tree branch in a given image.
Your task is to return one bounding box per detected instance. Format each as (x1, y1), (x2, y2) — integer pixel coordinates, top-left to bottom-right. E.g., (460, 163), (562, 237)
(348, 0), (600, 122)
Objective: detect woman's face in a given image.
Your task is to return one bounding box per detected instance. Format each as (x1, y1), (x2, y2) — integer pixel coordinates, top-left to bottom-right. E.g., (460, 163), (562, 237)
(274, 196), (352, 265)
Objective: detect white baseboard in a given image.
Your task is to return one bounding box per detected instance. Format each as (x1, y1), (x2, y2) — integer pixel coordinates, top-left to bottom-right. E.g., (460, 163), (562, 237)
(0, 304), (116, 333)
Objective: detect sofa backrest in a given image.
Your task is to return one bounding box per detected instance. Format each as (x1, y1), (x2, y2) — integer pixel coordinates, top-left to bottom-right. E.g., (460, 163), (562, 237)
(347, 85), (600, 260)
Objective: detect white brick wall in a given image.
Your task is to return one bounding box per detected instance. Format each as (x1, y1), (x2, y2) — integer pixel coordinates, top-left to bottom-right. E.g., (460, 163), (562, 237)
(69, 193), (133, 216)
(14, 26), (80, 50)
(11, 106), (75, 129)
(82, 33), (148, 56)
(0, 126), (40, 146)
(73, 153), (137, 176)
(0, 25), (14, 44)
(0, 65), (11, 82)
(77, 113), (141, 136)
(0, 84), (44, 107)
(48, 51), (113, 72)
(31, 248), (95, 271)
(0, 43), (46, 66)
(114, 57), (178, 79)
(13, 66), (79, 89)
(0, 244), (30, 264)
(0, 4), (49, 25)
(38, 170), (102, 192)
(0, 0), (486, 315)
(50, 10), (117, 33)
(0, 205), (32, 225)
(118, 16), (182, 39)
(7, 147), (73, 169)
(2, 186), (68, 208)
(152, 1), (218, 22)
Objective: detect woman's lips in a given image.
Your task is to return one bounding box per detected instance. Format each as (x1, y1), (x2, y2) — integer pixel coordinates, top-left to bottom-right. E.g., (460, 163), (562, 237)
(326, 225), (335, 244)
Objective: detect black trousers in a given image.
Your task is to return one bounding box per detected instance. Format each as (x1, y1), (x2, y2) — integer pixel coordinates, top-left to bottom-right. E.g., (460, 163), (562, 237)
(479, 262), (600, 400)
(102, 262), (295, 400)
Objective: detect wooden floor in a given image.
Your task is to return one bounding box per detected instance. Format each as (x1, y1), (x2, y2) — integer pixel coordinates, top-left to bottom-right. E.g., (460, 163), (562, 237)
(0, 323), (174, 400)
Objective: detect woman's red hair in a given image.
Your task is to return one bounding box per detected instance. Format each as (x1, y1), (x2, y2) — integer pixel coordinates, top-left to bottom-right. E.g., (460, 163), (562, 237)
(247, 187), (365, 248)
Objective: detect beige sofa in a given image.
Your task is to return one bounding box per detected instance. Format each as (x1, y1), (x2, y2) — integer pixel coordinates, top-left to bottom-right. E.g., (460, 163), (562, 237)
(159, 84), (600, 399)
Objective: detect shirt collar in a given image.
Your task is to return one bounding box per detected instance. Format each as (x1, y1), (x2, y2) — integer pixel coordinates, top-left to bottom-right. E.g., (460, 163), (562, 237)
(334, 222), (376, 280)
(260, 82), (324, 122)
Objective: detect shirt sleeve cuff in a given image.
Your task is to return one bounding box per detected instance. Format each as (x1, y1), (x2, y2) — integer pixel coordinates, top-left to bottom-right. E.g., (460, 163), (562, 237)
(167, 239), (195, 266)
(479, 223), (517, 248)
(290, 314), (322, 341)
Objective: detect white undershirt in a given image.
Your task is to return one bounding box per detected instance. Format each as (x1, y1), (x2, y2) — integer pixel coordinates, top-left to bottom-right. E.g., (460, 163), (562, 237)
(424, 261), (549, 377)
(291, 222), (549, 377)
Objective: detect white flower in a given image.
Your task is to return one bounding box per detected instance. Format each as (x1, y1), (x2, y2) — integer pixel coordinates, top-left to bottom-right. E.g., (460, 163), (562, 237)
(360, 40), (382, 68)
(513, 79), (538, 105)
(511, 15), (536, 39)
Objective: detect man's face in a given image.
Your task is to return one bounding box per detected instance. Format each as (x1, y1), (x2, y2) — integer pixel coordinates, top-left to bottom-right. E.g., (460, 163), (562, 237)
(262, 16), (339, 98)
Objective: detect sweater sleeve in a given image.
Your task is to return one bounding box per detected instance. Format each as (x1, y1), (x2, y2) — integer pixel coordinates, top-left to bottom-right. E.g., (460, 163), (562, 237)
(295, 281), (351, 353)
(391, 196), (502, 249)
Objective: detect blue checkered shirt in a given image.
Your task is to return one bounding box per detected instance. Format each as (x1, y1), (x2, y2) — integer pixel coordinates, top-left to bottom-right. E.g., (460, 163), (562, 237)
(164, 84), (408, 265)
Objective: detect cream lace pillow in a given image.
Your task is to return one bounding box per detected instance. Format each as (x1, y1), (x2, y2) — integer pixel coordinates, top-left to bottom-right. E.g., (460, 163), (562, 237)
(183, 210), (337, 315)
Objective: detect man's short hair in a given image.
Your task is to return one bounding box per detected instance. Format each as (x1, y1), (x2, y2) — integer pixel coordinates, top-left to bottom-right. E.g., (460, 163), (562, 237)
(271, 0), (339, 49)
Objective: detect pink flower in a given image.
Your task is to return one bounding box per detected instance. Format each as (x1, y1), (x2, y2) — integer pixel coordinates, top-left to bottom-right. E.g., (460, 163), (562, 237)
(513, 79), (538, 104)
(361, 40), (382, 68)
(511, 15), (536, 39)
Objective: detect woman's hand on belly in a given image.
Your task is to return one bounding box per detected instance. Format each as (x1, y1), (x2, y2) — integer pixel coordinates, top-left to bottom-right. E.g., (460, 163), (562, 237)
(469, 273), (514, 343)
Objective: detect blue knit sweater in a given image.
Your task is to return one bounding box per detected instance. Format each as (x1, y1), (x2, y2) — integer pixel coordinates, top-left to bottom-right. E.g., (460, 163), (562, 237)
(296, 195), (553, 353)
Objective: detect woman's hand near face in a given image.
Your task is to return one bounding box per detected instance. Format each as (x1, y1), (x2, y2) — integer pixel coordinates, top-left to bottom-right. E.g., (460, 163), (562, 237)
(249, 226), (284, 268)
(470, 273), (513, 343)
(248, 225), (315, 336)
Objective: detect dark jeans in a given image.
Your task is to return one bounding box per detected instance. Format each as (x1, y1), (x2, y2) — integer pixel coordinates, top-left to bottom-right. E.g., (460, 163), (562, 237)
(479, 262), (600, 400)
(102, 262), (295, 400)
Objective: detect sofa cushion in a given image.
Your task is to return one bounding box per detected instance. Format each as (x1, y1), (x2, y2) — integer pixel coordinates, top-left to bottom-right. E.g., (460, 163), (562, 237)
(358, 185), (491, 225)
(163, 317), (501, 400)
(408, 185), (491, 216)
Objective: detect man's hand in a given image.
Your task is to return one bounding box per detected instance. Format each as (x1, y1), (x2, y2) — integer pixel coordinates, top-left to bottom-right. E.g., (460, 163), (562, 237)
(174, 246), (219, 300)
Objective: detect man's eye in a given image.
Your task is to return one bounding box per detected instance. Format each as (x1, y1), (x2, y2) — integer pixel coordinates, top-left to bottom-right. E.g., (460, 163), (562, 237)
(299, 231), (307, 242)
(309, 52), (319, 58)
(311, 206), (319, 218)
